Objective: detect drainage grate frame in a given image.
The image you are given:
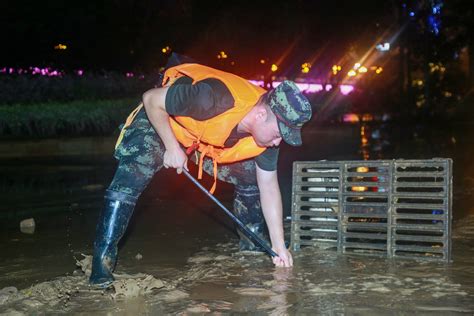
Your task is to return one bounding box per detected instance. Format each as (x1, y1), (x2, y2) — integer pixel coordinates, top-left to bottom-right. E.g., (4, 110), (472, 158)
(290, 159), (452, 262)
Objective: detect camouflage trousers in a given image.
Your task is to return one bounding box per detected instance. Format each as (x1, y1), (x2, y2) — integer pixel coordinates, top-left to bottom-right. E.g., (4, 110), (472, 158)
(108, 108), (268, 250)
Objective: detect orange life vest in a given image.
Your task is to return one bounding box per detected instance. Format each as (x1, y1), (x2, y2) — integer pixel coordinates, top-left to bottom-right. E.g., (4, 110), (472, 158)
(116, 64), (267, 193)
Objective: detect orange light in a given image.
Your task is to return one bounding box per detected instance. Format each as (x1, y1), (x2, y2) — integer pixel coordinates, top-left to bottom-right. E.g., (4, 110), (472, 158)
(301, 62), (311, 73)
(54, 44), (67, 50)
(218, 51), (228, 59)
(260, 59), (266, 64)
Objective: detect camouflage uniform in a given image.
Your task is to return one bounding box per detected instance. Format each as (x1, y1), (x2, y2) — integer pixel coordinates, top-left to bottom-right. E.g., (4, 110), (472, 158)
(109, 107), (267, 250)
(89, 78), (312, 287)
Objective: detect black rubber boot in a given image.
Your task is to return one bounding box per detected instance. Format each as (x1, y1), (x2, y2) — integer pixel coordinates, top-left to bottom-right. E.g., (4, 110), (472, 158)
(233, 185), (270, 252)
(89, 190), (136, 287)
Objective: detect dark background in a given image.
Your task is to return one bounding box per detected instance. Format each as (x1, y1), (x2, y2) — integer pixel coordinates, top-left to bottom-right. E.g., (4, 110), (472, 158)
(3, 0), (461, 75)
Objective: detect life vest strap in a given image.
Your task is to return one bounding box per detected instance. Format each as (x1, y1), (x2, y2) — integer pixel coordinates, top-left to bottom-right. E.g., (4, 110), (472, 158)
(196, 145), (219, 194)
(115, 103), (143, 149)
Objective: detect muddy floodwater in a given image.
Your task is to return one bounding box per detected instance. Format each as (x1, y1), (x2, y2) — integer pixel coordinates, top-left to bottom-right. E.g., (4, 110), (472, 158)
(1, 122), (474, 314)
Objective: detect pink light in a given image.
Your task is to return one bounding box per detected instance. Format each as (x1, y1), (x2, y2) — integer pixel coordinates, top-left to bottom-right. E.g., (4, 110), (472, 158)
(305, 84), (322, 93)
(77, 70), (84, 76)
(271, 81), (282, 88)
(295, 83), (309, 92)
(340, 84), (354, 95)
(342, 113), (360, 123)
(325, 84), (333, 91)
(249, 80), (264, 87)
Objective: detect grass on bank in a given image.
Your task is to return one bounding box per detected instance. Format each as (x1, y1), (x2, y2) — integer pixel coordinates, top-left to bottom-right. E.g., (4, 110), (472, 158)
(0, 98), (140, 138)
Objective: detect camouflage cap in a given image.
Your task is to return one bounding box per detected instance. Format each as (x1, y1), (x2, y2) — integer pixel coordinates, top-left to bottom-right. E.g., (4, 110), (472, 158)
(267, 80), (312, 146)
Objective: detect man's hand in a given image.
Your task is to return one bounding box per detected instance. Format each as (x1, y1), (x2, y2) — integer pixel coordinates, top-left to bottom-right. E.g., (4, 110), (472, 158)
(163, 146), (188, 174)
(272, 247), (293, 268)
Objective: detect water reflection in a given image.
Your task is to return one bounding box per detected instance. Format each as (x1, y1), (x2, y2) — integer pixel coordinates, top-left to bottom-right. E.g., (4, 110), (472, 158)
(267, 268), (293, 315)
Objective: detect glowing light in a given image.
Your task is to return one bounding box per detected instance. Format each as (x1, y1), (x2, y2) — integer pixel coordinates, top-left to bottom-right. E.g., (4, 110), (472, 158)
(429, 62), (446, 73)
(162, 46), (171, 54)
(358, 66), (368, 73)
(249, 80), (264, 87)
(54, 44), (67, 50)
(309, 84), (324, 93)
(251, 80), (353, 96)
(260, 59), (266, 64)
(342, 113), (359, 123)
(301, 62), (311, 74)
(271, 81), (282, 88)
(271, 64), (278, 72)
(347, 70), (357, 77)
(356, 166), (369, 173)
(340, 85), (354, 95)
(375, 67), (383, 74)
(353, 63), (361, 70)
(295, 83), (309, 92)
(376, 43), (390, 51)
(217, 51), (228, 59)
(361, 114), (374, 122)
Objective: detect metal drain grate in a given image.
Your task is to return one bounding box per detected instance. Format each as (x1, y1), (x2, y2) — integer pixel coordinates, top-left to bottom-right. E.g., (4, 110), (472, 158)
(291, 159), (452, 262)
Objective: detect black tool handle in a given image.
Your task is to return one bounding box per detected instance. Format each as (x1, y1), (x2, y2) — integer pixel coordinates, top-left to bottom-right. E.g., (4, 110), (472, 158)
(182, 169), (277, 258)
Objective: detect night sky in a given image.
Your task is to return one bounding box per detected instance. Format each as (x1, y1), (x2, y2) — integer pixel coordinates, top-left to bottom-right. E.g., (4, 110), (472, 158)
(1, 0), (392, 74)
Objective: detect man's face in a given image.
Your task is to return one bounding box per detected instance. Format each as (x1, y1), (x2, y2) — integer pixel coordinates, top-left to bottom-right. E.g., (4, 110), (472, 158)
(253, 112), (283, 148)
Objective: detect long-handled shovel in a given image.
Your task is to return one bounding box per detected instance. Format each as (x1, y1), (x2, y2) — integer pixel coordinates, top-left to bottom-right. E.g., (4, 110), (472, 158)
(182, 169), (277, 258)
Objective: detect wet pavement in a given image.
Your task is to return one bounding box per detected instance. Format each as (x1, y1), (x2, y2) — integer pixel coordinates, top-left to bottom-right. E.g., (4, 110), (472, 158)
(1, 122), (474, 314)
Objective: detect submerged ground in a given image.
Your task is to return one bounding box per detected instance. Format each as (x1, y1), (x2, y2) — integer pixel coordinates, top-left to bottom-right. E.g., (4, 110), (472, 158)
(0, 121), (473, 314)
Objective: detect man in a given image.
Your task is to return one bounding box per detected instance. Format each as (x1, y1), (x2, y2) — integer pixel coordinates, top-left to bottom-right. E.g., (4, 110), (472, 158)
(89, 62), (312, 287)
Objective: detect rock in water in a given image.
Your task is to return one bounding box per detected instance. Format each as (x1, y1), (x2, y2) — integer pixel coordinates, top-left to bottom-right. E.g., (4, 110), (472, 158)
(20, 218), (35, 234)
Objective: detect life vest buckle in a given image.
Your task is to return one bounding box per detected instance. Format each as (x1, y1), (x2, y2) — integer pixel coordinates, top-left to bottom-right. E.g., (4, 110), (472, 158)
(186, 141), (200, 155)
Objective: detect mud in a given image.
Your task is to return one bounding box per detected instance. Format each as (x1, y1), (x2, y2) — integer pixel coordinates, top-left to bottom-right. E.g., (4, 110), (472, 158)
(1, 123), (474, 314)
(1, 222), (473, 315)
